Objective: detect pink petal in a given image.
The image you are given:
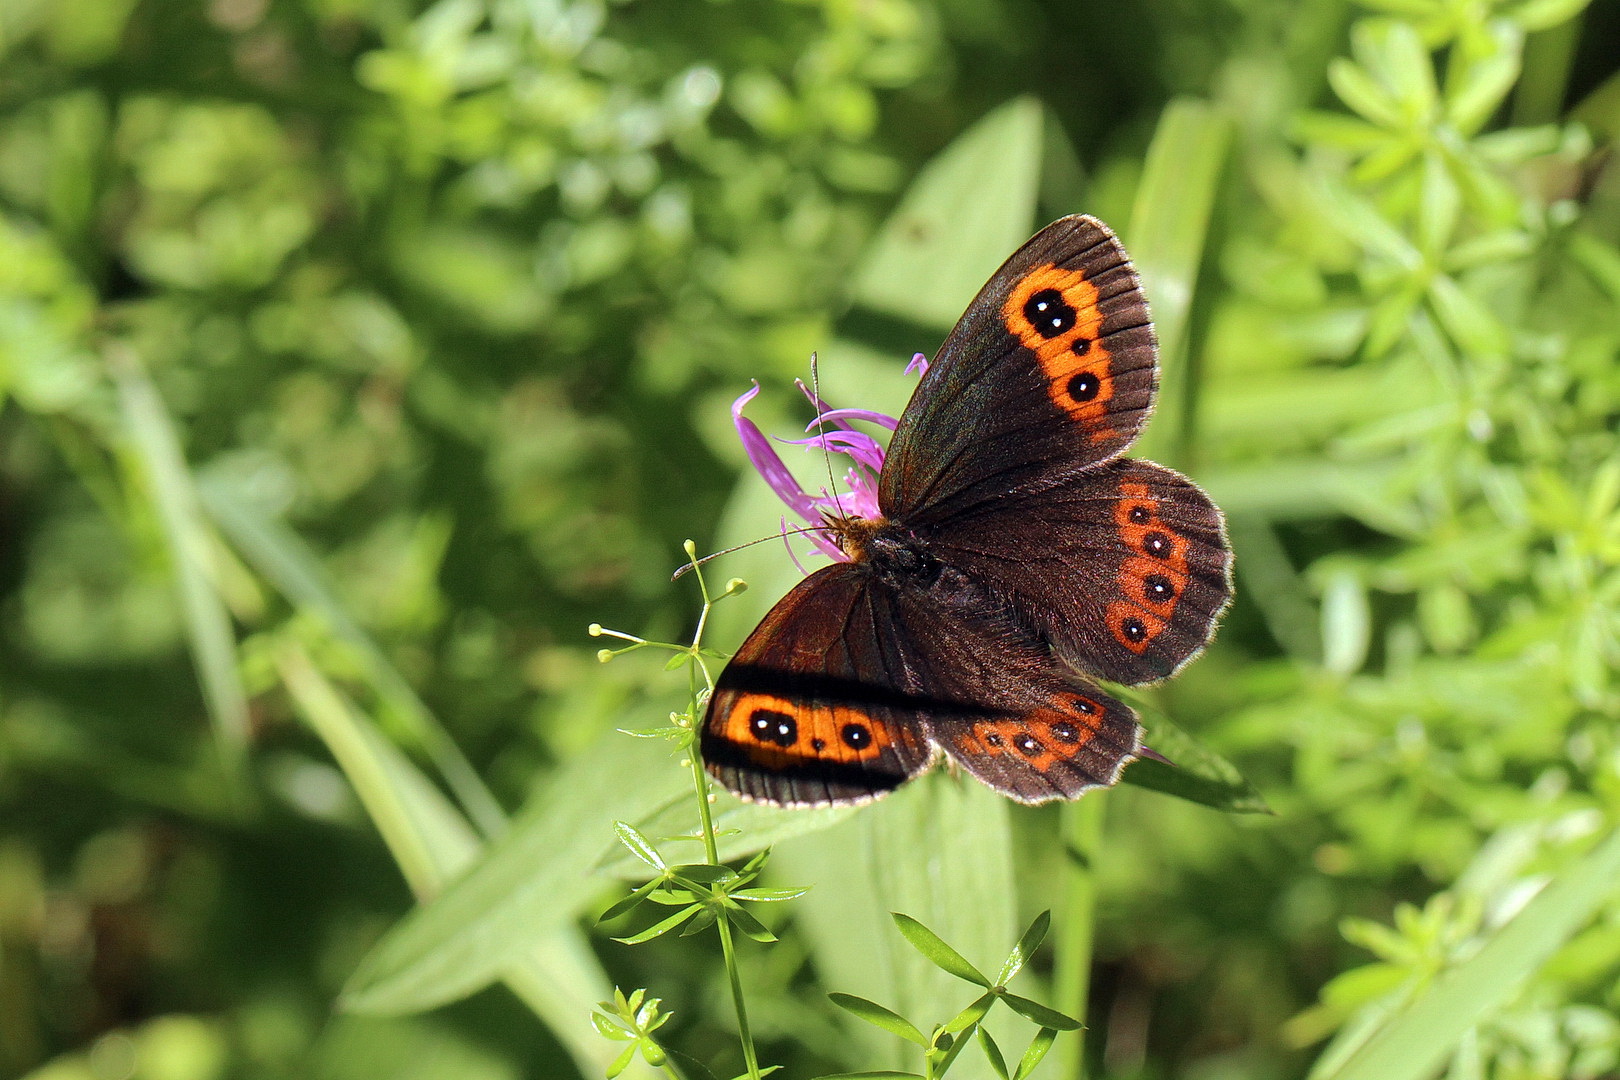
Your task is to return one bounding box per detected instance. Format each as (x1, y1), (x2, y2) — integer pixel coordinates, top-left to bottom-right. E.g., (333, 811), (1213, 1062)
(732, 383), (822, 526)
(810, 407), (899, 431)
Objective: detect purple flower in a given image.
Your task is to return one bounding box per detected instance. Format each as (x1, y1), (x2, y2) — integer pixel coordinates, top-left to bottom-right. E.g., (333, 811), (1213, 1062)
(731, 354), (927, 568)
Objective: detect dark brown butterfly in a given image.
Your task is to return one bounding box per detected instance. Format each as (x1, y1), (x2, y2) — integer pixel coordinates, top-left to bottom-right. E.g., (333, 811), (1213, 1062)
(702, 216), (1232, 806)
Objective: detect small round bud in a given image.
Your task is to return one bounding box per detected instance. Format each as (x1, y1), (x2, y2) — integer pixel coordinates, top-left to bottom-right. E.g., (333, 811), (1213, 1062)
(588, 623), (603, 636)
(679, 759), (690, 768)
(725, 578), (747, 595)
(596, 649), (614, 663)
(683, 539), (698, 556)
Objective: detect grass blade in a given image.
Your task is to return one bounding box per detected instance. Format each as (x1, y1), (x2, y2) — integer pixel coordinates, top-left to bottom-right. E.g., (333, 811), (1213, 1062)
(111, 347), (251, 789)
(276, 641), (478, 897)
(273, 642), (656, 1077)
(1314, 826), (1620, 1080)
(198, 474), (505, 836)
(340, 732), (683, 1015)
(1126, 97), (1233, 468)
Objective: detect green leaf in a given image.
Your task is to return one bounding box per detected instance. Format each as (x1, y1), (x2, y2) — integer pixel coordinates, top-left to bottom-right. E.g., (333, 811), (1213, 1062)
(827, 994), (929, 1047)
(772, 774), (1018, 1073)
(597, 794), (856, 877)
(1363, 21), (1437, 120)
(851, 97), (1045, 332)
(733, 886), (810, 902)
(607, 1042), (637, 1079)
(1327, 59), (1405, 129)
(943, 993), (997, 1035)
(1120, 707), (1271, 814)
(1012, 1029), (1058, 1080)
(814, 1073), (925, 1080)
(1511, 0), (1593, 32)
(1313, 826), (1620, 1080)
(1320, 567), (1372, 676)
(721, 902), (777, 943)
(975, 1028), (1009, 1080)
(340, 734), (683, 1014)
(113, 352), (251, 787)
(612, 906), (701, 945)
(998, 994), (1082, 1033)
(892, 913), (992, 987)
(613, 822), (667, 872)
(1444, 21), (1522, 134)
(997, 911), (1051, 986)
(272, 647), (642, 1079)
(596, 880), (661, 926)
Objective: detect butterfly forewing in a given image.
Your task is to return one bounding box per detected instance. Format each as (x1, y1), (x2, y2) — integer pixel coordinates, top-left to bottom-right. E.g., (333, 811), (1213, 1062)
(880, 216), (1157, 524)
(702, 565), (935, 806)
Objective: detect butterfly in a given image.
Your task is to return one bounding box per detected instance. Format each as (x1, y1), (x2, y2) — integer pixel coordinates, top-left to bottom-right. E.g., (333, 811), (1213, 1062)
(701, 216), (1232, 807)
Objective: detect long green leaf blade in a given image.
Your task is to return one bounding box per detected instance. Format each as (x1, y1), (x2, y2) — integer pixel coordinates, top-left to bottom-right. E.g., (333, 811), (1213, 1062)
(112, 350), (251, 785)
(198, 475), (506, 836)
(1315, 826), (1620, 1080)
(340, 733), (684, 1014)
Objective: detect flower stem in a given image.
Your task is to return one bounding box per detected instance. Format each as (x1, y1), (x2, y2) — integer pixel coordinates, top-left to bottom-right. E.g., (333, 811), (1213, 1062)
(684, 544), (763, 1080)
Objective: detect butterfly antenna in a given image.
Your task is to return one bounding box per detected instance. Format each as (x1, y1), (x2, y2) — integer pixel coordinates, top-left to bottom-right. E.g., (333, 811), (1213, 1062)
(809, 353), (846, 519)
(672, 526), (827, 581)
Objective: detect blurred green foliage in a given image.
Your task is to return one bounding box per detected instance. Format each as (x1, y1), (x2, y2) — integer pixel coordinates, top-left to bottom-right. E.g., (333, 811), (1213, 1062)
(3, 0), (1620, 1079)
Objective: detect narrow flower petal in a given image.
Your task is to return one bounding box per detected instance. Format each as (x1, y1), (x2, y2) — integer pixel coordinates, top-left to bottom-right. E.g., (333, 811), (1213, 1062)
(779, 518), (835, 571)
(841, 466), (882, 519)
(906, 352), (929, 376)
(732, 383), (824, 526)
(778, 430), (886, 475)
(810, 407), (900, 431)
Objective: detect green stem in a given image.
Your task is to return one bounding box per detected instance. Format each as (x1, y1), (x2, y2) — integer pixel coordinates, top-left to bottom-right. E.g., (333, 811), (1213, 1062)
(686, 726), (763, 1080)
(1053, 793), (1107, 1079)
(685, 548), (763, 1080)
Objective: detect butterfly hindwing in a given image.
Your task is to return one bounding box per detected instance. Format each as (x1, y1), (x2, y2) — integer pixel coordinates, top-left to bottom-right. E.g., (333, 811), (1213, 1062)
(880, 215), (1156, 523)
(702, 564), (934, 807)
(925, 458), (1232, 685)
(925, 680), (1141, 804)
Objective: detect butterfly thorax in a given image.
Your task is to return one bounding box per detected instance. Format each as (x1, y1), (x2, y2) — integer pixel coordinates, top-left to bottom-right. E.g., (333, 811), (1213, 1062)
(825, 513), (941, 588)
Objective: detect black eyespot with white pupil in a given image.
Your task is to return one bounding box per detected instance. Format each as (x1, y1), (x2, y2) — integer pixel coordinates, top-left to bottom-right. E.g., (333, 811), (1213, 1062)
(1067, 371), (1100, 402)
(750, 708), (797, 747)
(1144, 531), (1171, 557)
(1121, 617), (1148, 643)
(1024, 289), (1076, 339)
(1144, 574), (1175, 601)
(1049, 720), (1079, 743)
(1015, 734), (1042, 756)
(841, 723), (872, 750)
(1128, 505), (1151, 524)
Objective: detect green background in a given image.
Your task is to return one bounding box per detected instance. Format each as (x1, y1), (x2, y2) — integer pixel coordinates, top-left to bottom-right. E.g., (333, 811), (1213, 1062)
(3, 0), (1620, 1078)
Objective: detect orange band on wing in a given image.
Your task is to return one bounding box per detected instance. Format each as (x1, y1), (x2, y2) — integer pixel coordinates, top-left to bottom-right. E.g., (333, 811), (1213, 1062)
(1001, 264), (1113, 436)
(1107, 481), (1190, 653)
(716, 691), (892, 769)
